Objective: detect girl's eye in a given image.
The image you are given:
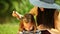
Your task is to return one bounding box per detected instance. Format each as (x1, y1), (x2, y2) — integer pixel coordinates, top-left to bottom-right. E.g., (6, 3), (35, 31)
(23, 18), (31, 23)
(23, 19), (28, 23)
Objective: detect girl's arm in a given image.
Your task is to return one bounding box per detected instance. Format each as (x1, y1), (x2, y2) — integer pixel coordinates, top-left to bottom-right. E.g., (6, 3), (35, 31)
(18, 22), (24, 34)
(19, 22), (24, 32)
(12, 11), (23, 20)
(54, 10), (60, 31)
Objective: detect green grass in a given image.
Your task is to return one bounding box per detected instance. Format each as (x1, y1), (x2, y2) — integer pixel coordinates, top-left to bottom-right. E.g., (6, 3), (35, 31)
(0, 23), (19, 34)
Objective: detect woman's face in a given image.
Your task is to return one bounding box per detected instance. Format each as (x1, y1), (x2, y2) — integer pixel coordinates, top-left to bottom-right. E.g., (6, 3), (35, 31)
(40, 8), (44, 11)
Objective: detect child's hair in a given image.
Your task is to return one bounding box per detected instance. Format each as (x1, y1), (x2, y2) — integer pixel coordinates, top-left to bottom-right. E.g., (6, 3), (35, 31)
(23, 14), (35, 24)
(19, 13), (36, 32)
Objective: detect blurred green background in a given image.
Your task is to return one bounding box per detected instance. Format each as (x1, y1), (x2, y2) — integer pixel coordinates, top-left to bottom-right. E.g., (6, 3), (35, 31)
(0, 0), (60, 34)
(0, 0), (33, 34)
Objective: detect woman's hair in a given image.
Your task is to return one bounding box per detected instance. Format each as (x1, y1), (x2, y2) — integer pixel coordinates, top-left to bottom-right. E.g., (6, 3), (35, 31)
(19, 13), (36, 31)
(37, 7), (56, 28)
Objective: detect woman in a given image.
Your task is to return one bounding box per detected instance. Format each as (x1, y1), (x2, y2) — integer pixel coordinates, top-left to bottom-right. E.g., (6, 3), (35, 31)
(29, 0), (60, 34)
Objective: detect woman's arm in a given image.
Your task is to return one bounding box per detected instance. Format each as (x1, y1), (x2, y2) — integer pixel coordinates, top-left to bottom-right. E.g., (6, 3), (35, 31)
(48, 10), (60, 34)
(54, 10), (60, 31)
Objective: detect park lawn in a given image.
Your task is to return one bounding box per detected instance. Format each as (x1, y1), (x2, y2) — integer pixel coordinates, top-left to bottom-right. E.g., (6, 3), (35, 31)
(0, 23), (19, 34)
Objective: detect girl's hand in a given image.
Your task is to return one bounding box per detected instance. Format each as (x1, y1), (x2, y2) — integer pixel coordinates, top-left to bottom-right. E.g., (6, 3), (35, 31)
(12, 11), (23, 20)
(17, 31), (23, 34)
(12, 11), (17, 17)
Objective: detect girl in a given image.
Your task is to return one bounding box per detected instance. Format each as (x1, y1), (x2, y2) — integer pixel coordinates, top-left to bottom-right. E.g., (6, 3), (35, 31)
(19, 14), (36, 34)
(12, 11), (36, 34)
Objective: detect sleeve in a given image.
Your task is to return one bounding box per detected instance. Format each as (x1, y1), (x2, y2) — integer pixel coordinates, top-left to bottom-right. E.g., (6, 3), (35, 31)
(29, 7), (38, 16)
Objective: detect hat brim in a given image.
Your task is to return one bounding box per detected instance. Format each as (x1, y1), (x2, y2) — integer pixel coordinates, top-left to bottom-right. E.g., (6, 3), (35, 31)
(29, 0), (60, 9)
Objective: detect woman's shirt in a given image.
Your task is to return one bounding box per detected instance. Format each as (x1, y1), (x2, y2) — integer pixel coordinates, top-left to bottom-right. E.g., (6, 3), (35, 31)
(29, 7), (55, 28)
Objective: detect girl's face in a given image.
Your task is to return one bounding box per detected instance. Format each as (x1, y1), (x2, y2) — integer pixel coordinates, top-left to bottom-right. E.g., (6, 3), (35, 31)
(23, 18), (33, 31)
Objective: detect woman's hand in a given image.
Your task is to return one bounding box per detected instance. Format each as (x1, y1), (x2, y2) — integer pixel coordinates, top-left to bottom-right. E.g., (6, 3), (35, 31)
(37, 24), (47, 30)
(48, 28), (60, 34)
